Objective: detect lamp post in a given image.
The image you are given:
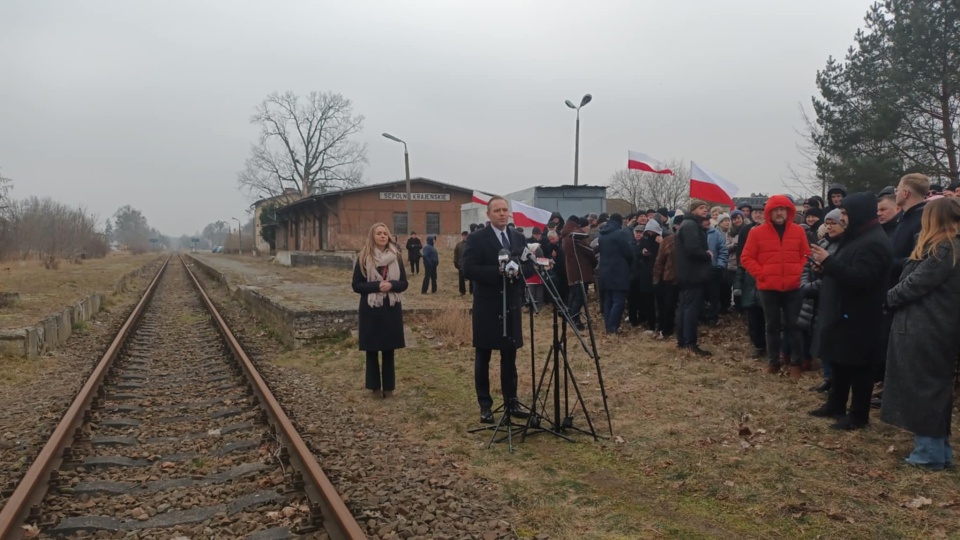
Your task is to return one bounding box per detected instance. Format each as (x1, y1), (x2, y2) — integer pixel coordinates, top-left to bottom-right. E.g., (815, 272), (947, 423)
(231, 217), (241, 255)
(564, 94), (593, 186)
(382, 132), (412, 235)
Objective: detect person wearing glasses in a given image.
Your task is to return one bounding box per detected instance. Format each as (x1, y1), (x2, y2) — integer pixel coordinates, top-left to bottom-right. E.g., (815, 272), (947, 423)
(800, 209), (845, 394)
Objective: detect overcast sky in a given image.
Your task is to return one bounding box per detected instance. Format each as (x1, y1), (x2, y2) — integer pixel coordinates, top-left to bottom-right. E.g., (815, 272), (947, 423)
(1, 0), (874, 236)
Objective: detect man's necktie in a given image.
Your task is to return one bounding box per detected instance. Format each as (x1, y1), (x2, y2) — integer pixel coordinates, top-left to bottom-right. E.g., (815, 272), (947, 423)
(500, 231), (510, 249)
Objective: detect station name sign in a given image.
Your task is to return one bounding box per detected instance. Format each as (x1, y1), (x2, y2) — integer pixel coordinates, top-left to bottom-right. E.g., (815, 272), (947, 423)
(379, 192), (451, 201)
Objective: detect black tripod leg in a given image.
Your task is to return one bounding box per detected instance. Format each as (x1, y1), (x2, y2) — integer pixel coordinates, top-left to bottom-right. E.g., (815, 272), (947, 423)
(564, 361), (599, 440)
(580, 282), (613, 437)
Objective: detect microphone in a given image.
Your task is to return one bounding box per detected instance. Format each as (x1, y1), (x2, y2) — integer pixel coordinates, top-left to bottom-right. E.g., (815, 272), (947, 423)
(499, 248), (519, 278)
(520, 246), (537, 263)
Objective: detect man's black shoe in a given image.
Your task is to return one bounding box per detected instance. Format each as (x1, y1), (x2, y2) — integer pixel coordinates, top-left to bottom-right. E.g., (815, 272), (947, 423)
(831, 416), (868, 431)
(810, 379), (832, 393)
(689, 345), (713, 357)
(479, 409), (494, 424)
(507, 400), (530, 419)
(808, 405), (845, 418)
(508, 407), (530, 419)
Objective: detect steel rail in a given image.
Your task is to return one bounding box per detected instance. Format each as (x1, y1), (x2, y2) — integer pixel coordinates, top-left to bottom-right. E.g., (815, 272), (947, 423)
(0, 256), (170, 540)
(180, 254), (365, 540)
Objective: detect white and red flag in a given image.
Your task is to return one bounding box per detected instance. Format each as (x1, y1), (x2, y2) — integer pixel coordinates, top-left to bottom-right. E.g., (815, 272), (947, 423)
(690, 162), (738, 206)
(510, 200), (552, 230)
(627, 151), (674, 175)
(472, 190), (492, 205)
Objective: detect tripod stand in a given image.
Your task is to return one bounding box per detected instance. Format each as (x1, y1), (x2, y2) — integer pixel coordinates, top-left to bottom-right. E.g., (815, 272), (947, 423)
(521, 258), (613, 442)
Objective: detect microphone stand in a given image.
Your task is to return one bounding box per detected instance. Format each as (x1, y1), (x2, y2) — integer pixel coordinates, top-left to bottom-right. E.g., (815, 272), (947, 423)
(569, 233), (614, 437)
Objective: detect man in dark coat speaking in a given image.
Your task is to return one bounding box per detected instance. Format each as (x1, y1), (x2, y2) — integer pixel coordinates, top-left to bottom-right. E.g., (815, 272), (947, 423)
(462, 196), (529, 424)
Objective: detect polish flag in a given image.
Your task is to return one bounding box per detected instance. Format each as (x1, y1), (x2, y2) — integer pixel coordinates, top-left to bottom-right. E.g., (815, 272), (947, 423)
(627, 151), (674, 175)
(690, 162), (739, 206)
(510, 200), (552, 230)
(472, 190), (492, 205)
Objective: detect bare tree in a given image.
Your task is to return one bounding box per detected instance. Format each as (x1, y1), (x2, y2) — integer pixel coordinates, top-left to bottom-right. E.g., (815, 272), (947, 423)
(607, 159), (691, 212)
(0, 168), (11, 210)
(783, 104), (827, 200)
(0, 197), (108, 261)
(237, 91), (367, 200)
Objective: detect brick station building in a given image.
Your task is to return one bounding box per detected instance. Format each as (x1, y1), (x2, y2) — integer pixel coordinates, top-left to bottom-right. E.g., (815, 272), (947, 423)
(273, 178), (473, 254)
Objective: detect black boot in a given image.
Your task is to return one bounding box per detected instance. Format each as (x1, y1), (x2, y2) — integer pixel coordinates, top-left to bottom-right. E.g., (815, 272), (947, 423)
(831, 415), (868, 431)
(809, 379), (832, 393)
(808, 404), (845, 418)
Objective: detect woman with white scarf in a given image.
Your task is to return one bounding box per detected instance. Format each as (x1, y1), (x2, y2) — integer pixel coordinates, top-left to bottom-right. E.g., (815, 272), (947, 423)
(352, 223), (408, 398)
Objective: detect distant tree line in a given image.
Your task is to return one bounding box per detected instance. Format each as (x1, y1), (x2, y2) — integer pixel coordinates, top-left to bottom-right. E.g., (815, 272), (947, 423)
(0, 169), (166, 262)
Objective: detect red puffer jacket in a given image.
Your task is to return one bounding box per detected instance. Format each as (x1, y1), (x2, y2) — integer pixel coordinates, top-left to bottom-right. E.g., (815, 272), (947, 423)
(740, 194), (811, 291)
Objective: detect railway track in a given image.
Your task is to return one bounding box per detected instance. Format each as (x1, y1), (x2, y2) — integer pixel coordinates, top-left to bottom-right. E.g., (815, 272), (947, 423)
(0, 255), (365, 539)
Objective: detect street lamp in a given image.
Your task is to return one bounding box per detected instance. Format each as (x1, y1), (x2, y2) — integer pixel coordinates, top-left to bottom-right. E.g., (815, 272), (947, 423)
(382, 132), (412, 236)
(231, 217), (241, 255)
(565, 94), (593, 186)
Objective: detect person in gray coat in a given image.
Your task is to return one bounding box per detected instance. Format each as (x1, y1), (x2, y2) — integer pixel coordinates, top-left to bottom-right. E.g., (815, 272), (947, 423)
(881, 198), (960, 470)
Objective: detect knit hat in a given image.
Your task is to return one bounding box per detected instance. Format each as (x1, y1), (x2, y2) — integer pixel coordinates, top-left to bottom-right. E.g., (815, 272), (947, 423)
(824, 208), (842, 223)
(643, 219), (663, 235)
(657, 207), (670, 219)
(805, 208), (823, 219)
(689, 199), (708, 213)
(730, 209), (744, 220)
(717, 213), (731, 224)
(670, 214), (685, 227)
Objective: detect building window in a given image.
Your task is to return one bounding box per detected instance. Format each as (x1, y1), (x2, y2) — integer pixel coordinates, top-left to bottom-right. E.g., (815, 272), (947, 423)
(393, 212), (408, 235)
(426, 212), (440, 235)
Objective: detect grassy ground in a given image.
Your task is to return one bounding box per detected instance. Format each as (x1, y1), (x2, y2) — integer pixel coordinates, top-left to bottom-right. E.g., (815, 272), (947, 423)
(262, 266), (960, 539)
(0, 252), (161, 328)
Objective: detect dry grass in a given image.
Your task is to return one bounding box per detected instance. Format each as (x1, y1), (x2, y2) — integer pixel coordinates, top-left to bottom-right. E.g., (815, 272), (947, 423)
(0, 353), (54, 386)
(422, 301), (473, 348)
(0, 253), (160, 328)
(271, 302), (960, 539)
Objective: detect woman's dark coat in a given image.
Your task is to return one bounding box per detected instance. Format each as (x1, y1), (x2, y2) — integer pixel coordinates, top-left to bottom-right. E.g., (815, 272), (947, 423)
(798, 235), (841, 357)
(461, 226), (526, 350)
(405, 237), (423, 262)
(817, 192), (893, 368)
(632, 234), (659, 294)
(351, 255), (408, 352)
(882, 236), (960, 437)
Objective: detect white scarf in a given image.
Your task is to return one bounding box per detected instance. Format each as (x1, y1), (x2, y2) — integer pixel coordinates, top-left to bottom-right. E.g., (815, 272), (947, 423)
(365, 248), (404, 308)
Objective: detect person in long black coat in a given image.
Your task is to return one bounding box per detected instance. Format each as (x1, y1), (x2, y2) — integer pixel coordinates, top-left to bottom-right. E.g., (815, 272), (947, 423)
(808, 192), (893, 430)
(351, 223), (408, 398)
(882, 198), (960, 470)
(461, 197), (528, 424)
(405, 233), (423, 275)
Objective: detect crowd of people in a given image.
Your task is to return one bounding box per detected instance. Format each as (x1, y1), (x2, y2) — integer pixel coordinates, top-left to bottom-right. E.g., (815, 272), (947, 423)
(353, 174), (960, 471)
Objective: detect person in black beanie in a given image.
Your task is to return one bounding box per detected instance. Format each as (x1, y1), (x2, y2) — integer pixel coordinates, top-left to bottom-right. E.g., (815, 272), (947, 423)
(803, 207), (823, 244)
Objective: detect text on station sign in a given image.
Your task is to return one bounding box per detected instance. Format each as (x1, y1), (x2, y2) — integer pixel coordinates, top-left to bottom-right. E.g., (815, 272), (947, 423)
(378, 192), (451, 201)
